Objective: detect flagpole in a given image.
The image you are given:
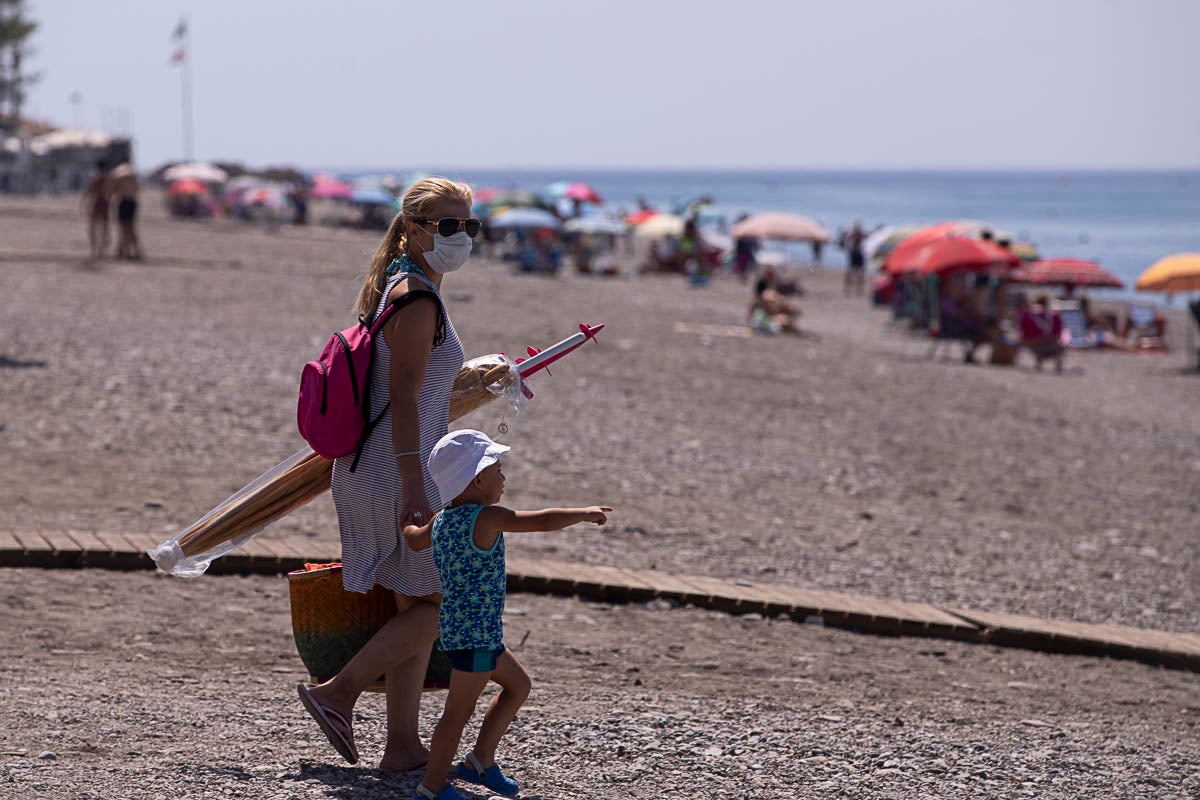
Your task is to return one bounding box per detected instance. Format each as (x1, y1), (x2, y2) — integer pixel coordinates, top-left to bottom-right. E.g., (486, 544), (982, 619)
(180, 21), (194, 161)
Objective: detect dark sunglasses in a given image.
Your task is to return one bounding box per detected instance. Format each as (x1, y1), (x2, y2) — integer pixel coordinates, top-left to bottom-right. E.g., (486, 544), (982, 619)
(418, 217), (482, 239)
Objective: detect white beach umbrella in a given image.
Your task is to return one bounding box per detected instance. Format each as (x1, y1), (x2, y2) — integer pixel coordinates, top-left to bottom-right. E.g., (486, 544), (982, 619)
(633, 213), (684, 238)
(163, 162), (229, 183)
(562, 216), (628, 235)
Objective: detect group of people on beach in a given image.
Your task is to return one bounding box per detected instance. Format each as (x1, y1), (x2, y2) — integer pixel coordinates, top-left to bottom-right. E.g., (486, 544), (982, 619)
(295, 177), (611, 800)
(82, 160), (142, 261)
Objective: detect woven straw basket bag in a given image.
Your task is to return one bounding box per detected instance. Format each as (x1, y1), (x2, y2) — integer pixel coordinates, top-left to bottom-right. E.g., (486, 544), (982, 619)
(287, 563), (451, 690)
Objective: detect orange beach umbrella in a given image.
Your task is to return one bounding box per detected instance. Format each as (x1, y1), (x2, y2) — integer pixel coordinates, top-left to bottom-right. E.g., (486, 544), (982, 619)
(1135, 253), (1200, 293)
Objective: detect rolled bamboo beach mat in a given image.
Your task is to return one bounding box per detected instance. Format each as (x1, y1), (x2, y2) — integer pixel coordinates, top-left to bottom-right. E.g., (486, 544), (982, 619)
(288, 563), (451, 691)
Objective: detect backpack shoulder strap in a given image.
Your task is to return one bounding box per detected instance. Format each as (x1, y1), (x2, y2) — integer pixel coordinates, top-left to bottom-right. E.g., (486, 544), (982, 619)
(370, 275), (446, 346)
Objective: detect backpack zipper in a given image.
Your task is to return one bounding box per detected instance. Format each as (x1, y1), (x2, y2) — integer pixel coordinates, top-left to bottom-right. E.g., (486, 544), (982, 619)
(318, 361), (329, 415)
(333, 332), (360, 407)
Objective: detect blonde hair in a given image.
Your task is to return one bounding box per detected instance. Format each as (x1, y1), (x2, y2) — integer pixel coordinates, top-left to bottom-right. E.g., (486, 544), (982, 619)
(354, 176), (473, 318)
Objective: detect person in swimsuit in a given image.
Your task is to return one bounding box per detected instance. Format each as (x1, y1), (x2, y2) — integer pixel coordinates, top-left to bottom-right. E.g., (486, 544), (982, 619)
(403, 429), (611, 800)
(81, 161), (111, 260)
(110, 161), (142, 260)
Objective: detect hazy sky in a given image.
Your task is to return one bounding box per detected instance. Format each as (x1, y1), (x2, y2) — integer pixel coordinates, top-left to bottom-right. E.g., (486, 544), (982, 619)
(23, 0), (1200, 171)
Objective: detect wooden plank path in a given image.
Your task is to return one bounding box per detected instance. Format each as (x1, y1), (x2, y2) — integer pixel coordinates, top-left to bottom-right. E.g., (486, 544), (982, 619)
(2, 530), (1197, 671)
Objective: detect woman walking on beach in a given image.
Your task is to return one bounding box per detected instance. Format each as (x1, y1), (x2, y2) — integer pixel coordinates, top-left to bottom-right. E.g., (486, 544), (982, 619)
(81, 161), (111, 260)
(298, 177), (475, 772)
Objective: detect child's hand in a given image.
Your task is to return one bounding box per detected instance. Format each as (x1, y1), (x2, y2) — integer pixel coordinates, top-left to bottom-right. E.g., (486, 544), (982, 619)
(583, 506), (613, 525)
(402, 522), (432, 552)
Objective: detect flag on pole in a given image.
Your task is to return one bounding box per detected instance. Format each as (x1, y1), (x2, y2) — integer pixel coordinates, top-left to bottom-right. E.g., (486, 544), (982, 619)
(171, 18), (188, 41)
(169, 47), (187, 64)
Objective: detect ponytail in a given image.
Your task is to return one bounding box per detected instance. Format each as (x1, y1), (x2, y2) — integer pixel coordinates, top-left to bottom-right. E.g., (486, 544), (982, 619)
(355, 214), (407, 318)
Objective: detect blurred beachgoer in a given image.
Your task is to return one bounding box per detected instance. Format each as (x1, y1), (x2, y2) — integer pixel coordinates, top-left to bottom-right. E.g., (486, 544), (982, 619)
(680, 218), (710, 286)
(938, 286), (988, 363)
(732, 213), (758, 281)
(749, 266), (814, 337)
(811, 239), (824, 266)
(841, 220), (867, 297)
(297, 177), (474, 772)
(403, 429), (611, 800)
(1019, 294), (1064, 372)
(110, 161), (142, 260)
(289, 185), (309, 226)
(81, 160), (111, 260)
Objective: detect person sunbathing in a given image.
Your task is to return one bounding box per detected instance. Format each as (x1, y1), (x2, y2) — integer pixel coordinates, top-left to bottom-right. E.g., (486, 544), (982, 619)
(747, 269), (816, 338)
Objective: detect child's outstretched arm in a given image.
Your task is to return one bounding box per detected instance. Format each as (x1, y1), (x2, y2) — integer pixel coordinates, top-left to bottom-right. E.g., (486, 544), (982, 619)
(402, 519), (434, 551)
(473, 506), (612, 550)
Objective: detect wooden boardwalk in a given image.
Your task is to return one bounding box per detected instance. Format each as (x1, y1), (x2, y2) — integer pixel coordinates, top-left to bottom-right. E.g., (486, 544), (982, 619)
(3, 529), (1197, 672)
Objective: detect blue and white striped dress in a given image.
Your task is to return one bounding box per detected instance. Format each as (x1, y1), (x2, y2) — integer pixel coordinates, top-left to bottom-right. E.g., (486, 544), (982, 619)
(331, 270), (464, 595)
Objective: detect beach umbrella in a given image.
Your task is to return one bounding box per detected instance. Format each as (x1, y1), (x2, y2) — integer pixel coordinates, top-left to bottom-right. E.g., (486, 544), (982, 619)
(864, 225), (918, 261)
(166, 178), (208, 197)
(148, 325), (605, 576)
(730, 212), (831, 243)
(489, 207), (562, 230)
(633, 213), (685, 238)
(350, 186), (396, 206)
(890, 236), (1018, 277)
(475, 189), (549, 213)
(163, 162), (229, 183)
(543, 181), (603, 204)
(1135, 253), (1200, 293)
(309, 174), (353, 200)
(625, 209), (659, 226)
(562, 216), (628, 235)
(1011, 258), (1124, 289)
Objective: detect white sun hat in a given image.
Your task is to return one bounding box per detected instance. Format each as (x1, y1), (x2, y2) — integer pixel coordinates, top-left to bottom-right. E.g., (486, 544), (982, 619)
(428, 429), (510, 506)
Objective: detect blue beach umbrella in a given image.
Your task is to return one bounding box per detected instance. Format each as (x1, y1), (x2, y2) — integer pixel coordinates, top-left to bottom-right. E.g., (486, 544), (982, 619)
(350, 186), (396, 206)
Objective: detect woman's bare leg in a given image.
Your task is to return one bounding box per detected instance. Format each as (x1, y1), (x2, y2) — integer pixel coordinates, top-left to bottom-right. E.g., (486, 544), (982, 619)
(379, 594), (440, 770)
(304, 593), (438, 752)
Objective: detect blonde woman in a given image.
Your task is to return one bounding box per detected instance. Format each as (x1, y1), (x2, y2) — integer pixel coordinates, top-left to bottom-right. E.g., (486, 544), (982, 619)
(298, 177), (478, 772)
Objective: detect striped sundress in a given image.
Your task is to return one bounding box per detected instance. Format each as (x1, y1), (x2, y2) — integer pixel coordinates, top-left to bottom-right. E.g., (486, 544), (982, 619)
(331, 270), (464, 595)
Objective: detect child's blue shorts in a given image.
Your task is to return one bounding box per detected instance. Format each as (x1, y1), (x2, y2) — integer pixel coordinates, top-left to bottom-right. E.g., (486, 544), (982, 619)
(444, 644), (506, 673)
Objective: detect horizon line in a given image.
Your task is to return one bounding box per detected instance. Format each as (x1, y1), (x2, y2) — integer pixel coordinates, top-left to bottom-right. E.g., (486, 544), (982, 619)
(304, 163), (1200, 175)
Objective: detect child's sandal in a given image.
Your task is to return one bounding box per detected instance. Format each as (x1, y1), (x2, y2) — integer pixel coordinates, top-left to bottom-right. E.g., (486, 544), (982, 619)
(454, 752), (520, 797)
(413, 784), (467, 800)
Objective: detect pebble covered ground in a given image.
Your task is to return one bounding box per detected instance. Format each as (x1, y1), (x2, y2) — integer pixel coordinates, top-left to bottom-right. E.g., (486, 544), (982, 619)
(1, 193), (1197, 798)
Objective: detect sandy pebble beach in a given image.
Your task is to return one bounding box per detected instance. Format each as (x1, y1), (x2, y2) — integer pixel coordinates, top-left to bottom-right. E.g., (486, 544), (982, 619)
(1, 192), (1197, 799)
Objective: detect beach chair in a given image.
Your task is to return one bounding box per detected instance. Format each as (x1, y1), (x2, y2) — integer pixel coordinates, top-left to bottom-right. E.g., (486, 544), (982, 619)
(1054, 300), (1096, 349)
(1124, 304), (1168, 352)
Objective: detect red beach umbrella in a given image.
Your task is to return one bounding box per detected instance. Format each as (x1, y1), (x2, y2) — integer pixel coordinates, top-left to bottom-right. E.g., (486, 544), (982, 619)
(1010, 258), (1124, 289)
(167, 178), (208, 197)
(625, 209), (659, 226)
(562, 181), (603, 203)
(889, 236), (1018, 277)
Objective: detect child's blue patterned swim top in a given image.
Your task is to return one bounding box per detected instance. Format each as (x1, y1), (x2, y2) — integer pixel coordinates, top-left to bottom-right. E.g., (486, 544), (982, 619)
(432, 503), (506, 650)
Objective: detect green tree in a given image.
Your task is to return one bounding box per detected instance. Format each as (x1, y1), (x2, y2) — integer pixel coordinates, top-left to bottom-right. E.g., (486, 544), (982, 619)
(0, 0), (38, 129)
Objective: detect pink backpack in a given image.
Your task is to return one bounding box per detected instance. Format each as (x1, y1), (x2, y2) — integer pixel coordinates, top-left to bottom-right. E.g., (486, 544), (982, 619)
(296, 303), (401, 468)
(298, 266), (444, 470)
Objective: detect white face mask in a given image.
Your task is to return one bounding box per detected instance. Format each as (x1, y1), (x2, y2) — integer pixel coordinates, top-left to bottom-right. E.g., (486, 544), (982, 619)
(420, 230), (472, 273)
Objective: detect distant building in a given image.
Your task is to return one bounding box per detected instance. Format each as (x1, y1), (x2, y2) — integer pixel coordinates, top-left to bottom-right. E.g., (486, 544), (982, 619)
(0, 124), (133, 193)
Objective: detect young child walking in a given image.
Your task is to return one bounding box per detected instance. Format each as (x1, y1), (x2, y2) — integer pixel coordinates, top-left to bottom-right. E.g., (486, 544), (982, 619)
(405, 429), (612, 800)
